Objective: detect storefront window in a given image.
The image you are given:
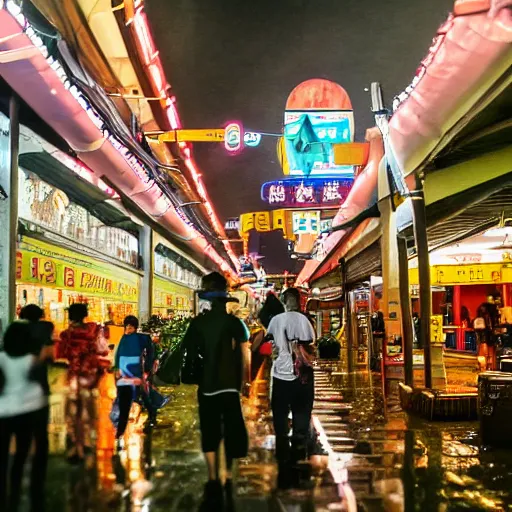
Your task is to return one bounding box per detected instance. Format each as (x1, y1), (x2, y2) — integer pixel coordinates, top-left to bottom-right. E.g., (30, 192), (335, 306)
(154, 248), (201, 289)
(18, 170), (139, 267)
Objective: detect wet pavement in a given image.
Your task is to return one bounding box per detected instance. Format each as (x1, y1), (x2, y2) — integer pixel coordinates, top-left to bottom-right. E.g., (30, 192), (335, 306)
(33, 363), (512, 511)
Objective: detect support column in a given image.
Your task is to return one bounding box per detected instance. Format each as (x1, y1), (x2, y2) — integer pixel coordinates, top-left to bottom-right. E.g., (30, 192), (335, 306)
(397, 236), (414, 387)
(379, 200), (403, 353)
(454, 285), (463, 351)
(138, 225), (154, 323)
(341, 259), (353, 373)
(0, 96), (19, 334)
(411, 182), (432, 389)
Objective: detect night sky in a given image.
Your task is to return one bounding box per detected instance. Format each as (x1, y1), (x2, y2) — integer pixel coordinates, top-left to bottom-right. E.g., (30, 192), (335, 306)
(146, 0), (453, 272)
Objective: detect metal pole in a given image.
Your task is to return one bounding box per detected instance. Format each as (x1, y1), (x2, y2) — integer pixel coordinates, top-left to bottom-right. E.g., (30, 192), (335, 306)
(341, 259), (353, 372)
(397, 236), (414, 387)
(8, 95), (19, 322)
(411, 181), (432, 389)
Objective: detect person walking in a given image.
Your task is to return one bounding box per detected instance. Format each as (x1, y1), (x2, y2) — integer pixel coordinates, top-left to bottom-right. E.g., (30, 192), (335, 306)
(266, 287), (316, 490)
(57, 303), (104, 462)
(114, 315), (157, 446)
(258, 292), (285, 329)
(181, 272), (250, 509)
(0, 320), (51, 512)
(250, 293), (285, 381)
(19, 304), (54, 394)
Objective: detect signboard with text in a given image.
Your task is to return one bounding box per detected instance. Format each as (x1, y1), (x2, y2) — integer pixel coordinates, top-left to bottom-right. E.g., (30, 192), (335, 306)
(261, 178), (352, 207)
(153, 276), (193, 312)
(292, 211), (320, 235)
(17, 237), (139, 303)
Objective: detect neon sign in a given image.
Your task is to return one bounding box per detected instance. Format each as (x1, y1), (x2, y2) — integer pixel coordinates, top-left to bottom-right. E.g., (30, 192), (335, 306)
(261, 178), (353, 208)
(283, 110), (355, 176)
(244, 132), (262, 147)
(224, 122), (243, 153)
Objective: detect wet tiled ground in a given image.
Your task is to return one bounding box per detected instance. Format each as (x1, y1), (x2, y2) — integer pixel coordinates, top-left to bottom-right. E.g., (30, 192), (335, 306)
(32, 364), (512, 511)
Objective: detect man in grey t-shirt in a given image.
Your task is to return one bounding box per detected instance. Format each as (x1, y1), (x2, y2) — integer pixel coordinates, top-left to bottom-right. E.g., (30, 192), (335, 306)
(267, 288), (315, 489)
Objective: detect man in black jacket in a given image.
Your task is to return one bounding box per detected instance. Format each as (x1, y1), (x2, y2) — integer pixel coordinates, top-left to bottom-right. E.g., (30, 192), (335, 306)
(182, 272), (250, 508)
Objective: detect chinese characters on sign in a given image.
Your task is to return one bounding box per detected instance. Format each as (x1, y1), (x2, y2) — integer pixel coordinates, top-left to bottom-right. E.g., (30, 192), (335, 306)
(262, 178), (352, 207)
(268, 184), (286, 204)
(322, 181), (342, 202)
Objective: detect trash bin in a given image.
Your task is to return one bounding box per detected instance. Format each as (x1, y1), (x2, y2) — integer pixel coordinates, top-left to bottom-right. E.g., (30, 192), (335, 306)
(478, 371), (512, 447)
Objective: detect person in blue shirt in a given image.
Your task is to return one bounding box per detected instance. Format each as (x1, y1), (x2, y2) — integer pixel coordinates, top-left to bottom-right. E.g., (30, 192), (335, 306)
(114, 316), (155, 442)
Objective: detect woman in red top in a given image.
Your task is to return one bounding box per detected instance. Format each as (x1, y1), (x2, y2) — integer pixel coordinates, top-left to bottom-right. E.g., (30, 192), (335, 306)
(57, 303), (105, 463)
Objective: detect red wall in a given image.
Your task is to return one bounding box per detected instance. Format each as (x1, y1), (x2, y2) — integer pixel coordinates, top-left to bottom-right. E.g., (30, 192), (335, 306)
(460, 284), (500, 321)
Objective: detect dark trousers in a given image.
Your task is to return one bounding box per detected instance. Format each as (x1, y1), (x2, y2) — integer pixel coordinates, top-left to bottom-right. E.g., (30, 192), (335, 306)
(271, 376), (314, 466)
(0, 406), (49, 512)
(198, 391), (248, 459)
(116, 385), (155, 438)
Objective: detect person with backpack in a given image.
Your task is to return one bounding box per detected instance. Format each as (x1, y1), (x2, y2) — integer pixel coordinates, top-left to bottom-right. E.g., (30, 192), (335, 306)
(114, 316), (157, 445)
(266, 287), (316, 490)
(181, 272), (250, 509)
(0, 320), (51, 512)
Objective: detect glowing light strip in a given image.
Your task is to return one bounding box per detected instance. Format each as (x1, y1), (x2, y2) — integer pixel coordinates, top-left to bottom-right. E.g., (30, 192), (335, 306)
(3, 3), (237, 278)
(2, 9), (237, 279)
(132, 2), (240, 272)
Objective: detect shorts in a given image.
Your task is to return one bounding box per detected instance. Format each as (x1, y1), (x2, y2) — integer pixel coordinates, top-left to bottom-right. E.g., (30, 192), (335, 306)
(197, 391), (248, 459)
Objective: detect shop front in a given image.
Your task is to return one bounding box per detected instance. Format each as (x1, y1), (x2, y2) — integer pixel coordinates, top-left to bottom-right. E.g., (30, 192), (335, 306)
(409, 254), (512, 370)
(15, 167), (141, 334)
(152, 241), (202, 318)
(153, 276), (194, 318)
(16, 236), (140, 333)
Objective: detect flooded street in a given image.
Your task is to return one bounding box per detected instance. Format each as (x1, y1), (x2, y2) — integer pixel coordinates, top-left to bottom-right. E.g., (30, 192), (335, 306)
(41, 364), (512, 511)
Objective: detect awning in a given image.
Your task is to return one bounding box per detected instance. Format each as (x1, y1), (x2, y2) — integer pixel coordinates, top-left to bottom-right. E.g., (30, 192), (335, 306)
(19, 152), (141, 236)
(308, 217), (381, 285)
(395, 147), (512, 251)
(344, 240), (381, 285)
(0, 6), (237, 281)
(388, 3), (512, 176)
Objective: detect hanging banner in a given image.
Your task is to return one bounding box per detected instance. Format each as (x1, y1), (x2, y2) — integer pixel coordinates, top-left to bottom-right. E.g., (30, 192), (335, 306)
(17, 237), (139, 302)
(153, 276), (194, 312)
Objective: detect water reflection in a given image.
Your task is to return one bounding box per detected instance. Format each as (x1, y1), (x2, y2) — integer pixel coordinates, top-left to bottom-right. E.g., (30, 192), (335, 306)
(45, 360), (512, 511)
(315, 362), (512, 511)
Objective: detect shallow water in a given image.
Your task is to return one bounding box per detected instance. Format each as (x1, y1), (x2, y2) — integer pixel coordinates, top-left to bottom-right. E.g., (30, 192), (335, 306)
(38, 365), (512, 511)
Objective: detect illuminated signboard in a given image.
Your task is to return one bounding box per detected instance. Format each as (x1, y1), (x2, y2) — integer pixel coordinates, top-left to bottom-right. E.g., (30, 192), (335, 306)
(244, 132), (262, 147)
(224, 218), (240, 231)
(292, 211), (320, 235)
(283, 110), (355, 176)
(261, 178), (353, 207)
(224, 122), (243, 153)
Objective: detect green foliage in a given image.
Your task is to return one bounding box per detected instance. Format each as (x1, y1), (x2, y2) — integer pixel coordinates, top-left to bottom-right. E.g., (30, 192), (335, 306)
(142, 315), (191, 355)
